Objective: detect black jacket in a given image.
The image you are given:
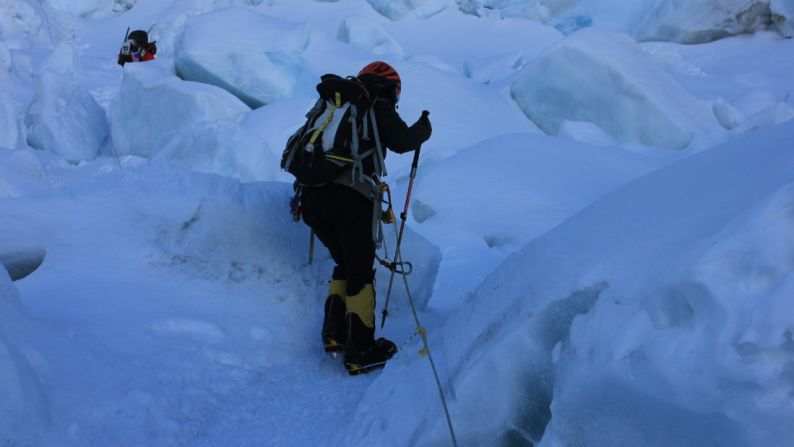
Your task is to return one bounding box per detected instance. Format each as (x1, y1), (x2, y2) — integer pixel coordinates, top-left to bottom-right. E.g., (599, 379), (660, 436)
(358, 73), (431, 156)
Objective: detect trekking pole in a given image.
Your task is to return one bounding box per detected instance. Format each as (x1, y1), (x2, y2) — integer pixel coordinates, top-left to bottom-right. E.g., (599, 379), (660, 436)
(380, 135), (423, 329)
(308, 230), (315, 265)
(379, 141), (458, 446)
(108, 27), (131, 170)
(121, 26), (130, 50)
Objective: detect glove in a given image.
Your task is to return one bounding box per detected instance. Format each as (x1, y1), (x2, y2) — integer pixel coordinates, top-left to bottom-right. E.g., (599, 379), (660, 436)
(414, 110), (432, 142)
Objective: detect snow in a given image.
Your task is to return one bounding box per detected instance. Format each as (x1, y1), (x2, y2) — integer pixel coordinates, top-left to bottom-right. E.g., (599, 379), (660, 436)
(43, 0), (136, 19)
(731, 101), (794, 135)
(367, 120), (794, 446)
(152, 120), (277, 183)
(410, 132), (663, 308)
(110, 61), (250, 157)
(773, 0), (794, 35)
(174, 6), (312, 108)
(0, 39), (11, 73)
(367, 0), (450, 20)
(337, 15), (404, 58)
(0, 94), (20, 149)
(460, 0), (794, 43)
(2, 0), (794, 446)
(0, 269), (48, 447)
(0, 161), (438, 445)
(25, 51), (109, 162)
(511, 27), (724, 150)
(0, 0), (42, 44)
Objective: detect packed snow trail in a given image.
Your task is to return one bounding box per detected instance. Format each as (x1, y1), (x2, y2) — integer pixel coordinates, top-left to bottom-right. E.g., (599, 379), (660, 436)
(3, 0), (794, 445)
(1, 164), (434, 446)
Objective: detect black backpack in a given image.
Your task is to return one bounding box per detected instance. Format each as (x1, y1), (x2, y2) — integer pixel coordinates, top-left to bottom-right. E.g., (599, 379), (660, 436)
(281, 74), (387, 186)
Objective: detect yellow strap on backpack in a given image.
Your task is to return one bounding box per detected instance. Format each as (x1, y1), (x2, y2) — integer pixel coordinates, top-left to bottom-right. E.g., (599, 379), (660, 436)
(308, 92), (342, 146)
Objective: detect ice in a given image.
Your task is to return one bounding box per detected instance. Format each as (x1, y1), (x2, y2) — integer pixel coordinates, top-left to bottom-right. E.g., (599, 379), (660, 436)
(732, 88), (783, 117)
(458, 0), (794, 43)
(629, 0), (784, 43)
(409, 132), (658, 309)
(147, 318), (226, 342)
(0, 40), (11, 73)
(772, 0), (794, 35)
(0, 248), (46, 280)
(366, 0), (450, 20)
(152, 120), (277, 183)
(457, 0), (550, 20)
(358, 120), (794, 447)
(462, 51), (524, 84)
(0, 148), (53, 197)
(238, 95), (316, 183)
(3, 1), (794, 445)
(23, 43), (108, 163)
(110, 62), (250, 157)
(511, 28), (723, 150)
(337, 15), (404, 57)
(43, 0), (136, 18)
(558, 120), (617, 146)
(174, 6), (311, 108)
(0, 0), (42, 45)
(544, 379), (750, 446)
(44, 0), (107, 16)
(712, 98), (745, 129)
(25, 69), (109, 163)
(0, 95), (20, 149)
(723, 89), (794, 135)
(731, 101), (794, 135)
(0, 272), (48, 447)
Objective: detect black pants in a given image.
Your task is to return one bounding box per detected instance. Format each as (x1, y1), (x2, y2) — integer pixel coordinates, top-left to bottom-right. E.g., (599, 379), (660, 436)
(301, 184), (375, 296)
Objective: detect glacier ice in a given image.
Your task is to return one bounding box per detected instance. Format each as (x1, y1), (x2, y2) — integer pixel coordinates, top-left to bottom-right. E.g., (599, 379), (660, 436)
(110, 62), (249, 157)
(0, 271), (48, 447)
(367, 0), (450, 20)
(153, 120), (276, 183)
(337, 15), (404, 57)
(457, 0), (794, 43)
(511, 28), (722, 149)
(25, 70), (109, 163)
(174, 6), (311, 108)
(0, 95), (19, 149)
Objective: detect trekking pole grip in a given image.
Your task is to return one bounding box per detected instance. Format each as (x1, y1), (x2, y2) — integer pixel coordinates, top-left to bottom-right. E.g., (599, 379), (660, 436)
(411, 111), (428, 174)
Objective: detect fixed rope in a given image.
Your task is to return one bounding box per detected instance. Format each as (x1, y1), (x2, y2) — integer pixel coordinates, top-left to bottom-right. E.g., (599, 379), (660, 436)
(378, 135), (459, 446)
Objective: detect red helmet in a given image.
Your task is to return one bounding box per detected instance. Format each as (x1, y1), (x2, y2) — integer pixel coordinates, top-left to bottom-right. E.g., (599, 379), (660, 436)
(358, 61), (401, 98)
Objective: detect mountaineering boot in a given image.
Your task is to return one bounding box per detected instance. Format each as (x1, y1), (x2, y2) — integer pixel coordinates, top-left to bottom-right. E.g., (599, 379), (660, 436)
(343, 283), (397, 375)
(344, 338), (397, 376)
(322, 279), (347, 353)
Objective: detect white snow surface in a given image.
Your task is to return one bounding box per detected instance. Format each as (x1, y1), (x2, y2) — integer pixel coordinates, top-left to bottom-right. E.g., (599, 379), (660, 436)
(174, 6), (312, 108)
(111, 61), (250, 157)
(511, 27), (724, 150)
(0, 94), (20, 149)
(367, 0), (451, 20)
(25, 66), (109, 162)
(152, 120), (277, 183)
(0, 269), (48, 447)
(773, 0), (794, 34)
(460, 0), (794, 42)
(337, 15), (405, 58)
(2, 0), (794, 446)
